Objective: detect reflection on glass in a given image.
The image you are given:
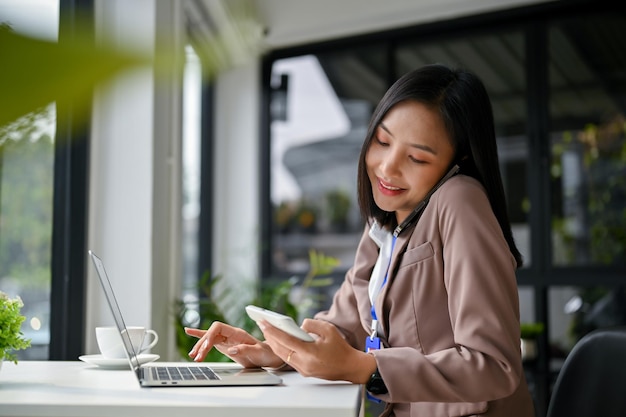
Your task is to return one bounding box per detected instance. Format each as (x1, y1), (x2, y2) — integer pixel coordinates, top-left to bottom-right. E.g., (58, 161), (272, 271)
(549, 15), (626, 266)
(269, 50), (387, 276)
(0, 0), (59, 360)
(549, 286), (626, 361)
(551, 119), (626, 265)
(269, 33), (533, 277)
(519, 286), (536, 325)
(0, 104), (56, 359)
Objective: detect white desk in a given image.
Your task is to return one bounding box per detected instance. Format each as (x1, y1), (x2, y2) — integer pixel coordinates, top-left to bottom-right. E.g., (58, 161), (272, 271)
(0, 361), (362, 417)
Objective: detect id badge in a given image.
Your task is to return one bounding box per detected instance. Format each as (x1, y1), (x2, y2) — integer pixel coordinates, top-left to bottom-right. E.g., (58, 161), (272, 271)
(366, 336), (381, 352)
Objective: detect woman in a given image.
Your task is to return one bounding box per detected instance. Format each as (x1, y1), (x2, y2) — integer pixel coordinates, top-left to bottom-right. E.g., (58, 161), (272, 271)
(186, 64), (535, 417)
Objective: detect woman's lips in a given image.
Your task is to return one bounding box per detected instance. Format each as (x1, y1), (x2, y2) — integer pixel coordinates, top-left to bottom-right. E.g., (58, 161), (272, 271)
(377, 178), (405, 196)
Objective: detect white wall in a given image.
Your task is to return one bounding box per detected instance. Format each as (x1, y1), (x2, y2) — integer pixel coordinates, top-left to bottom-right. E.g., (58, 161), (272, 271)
(211, 63), (260, 320)
(86, 0), (184, 360)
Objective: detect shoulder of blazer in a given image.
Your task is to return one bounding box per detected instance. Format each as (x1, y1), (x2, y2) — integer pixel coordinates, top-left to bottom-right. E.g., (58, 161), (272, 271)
(430, 174), (489, 207)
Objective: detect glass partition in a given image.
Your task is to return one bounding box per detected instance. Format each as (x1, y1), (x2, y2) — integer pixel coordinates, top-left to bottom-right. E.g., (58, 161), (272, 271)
(549, 14), (626, 267)
(0, 0), (60, 359)
(268, 46), (388, 279)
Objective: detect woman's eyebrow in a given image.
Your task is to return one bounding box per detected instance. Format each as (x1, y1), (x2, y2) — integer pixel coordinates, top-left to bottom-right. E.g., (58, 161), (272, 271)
(378, 122), (437, 155)
(379, 122), (394, 137)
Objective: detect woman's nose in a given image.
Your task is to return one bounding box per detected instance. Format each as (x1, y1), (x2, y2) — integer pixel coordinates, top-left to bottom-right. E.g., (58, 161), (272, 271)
(379, 150), (402, 178)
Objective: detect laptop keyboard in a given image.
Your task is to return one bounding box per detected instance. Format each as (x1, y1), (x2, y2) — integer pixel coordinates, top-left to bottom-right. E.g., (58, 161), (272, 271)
(151, 366), (219, 381)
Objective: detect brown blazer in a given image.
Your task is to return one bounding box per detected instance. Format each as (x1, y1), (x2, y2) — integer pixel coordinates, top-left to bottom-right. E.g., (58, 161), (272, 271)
(315, 175), (535, 417)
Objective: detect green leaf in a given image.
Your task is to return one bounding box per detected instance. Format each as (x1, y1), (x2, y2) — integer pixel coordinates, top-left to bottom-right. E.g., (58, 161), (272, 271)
(0, 0), (265, 130)
(0, 29), (147, 128)
(0, 292), (32, 363)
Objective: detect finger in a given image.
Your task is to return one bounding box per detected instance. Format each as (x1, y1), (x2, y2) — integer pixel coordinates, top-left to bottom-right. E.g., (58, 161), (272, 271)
(300, 318), (328, 335)
(213, 324), (258, 345)
(212, 343), (254, 367)
(302, 319), (345, 344)
(258, 320), (308, 363)
(217, 342), (280, 368)
(184, 327), (206, 338)
(189, 322), (261, 362)
(257, 319), (296, 345)
(189, 334), (212, 361)
(188, 322), (230, 361)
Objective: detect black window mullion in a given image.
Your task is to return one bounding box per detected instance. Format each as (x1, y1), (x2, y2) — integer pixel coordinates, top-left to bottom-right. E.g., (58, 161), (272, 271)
(525, 20), (551, 417)
(259, 56), (274, 281)
(198, 81), (214, 280)
(49, 0), (93, 361)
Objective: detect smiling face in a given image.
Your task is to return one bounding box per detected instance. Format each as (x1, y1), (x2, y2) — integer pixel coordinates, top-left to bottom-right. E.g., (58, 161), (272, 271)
(365, 100), (456, 224)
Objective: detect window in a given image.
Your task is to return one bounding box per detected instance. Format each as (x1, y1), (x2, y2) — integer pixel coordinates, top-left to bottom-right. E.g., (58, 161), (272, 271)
(267, 47), (388, 280)
(261, 4), (626, 416)
(182, 44), (203, 299)
(0, 105), (56, 359)
(0, 0), (60, 360)
(548, 14), (626, 267)
(180, 43), (215, 328)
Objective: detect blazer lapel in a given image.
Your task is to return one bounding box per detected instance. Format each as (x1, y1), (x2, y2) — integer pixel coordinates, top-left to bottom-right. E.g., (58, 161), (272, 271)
(374, 229), (412, 340)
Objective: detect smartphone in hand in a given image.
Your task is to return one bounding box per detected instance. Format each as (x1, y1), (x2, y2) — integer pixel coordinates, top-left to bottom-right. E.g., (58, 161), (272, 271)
(245, 305), (315, 342)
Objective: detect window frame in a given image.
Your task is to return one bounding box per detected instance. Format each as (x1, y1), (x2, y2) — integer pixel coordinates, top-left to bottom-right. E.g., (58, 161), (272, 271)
(49, 0), (93, 360)
(259, 2), (626, 416)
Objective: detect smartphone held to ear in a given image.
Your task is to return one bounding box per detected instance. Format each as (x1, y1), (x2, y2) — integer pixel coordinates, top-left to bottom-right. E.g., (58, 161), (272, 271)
(245, 305), (315, 342)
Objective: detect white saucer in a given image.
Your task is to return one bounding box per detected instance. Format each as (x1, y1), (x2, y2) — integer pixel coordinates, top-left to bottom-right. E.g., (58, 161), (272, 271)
(79, 353), (160, 369)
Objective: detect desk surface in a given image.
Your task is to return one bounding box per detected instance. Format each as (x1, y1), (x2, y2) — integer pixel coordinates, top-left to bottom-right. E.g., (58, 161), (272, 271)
(0, 361), (362, 417)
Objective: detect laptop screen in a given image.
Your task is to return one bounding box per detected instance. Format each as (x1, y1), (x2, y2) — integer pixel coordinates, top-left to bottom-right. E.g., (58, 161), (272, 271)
(89, 250), (142, 371)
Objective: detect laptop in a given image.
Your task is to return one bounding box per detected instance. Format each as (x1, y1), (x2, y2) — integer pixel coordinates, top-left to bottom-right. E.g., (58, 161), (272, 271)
(88, 250), (283, 387)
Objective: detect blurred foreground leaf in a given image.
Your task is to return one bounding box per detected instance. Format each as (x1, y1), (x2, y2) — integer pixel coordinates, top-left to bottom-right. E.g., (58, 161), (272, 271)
(0, 29), (147, 127)
(0, 0), (265, 129)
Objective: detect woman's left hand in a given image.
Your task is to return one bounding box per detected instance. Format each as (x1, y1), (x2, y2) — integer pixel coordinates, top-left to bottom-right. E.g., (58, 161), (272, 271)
(258, 318), (376, 383)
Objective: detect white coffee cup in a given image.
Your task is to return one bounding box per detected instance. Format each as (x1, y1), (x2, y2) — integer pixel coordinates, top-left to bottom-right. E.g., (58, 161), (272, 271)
(95, 326), (159, 359)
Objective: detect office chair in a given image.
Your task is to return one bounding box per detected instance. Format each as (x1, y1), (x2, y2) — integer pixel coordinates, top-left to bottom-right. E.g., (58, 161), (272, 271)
(546, 327), (626, 417)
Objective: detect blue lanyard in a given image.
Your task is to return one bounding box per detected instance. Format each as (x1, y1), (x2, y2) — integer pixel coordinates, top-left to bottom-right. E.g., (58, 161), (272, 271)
(368, 165), (459, 332)
(366, 234), (396, 403)
(370, 235), (397, 339)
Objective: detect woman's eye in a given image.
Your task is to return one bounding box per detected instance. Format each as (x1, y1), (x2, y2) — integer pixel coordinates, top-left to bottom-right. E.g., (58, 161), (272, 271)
(409, 156), (425, 164)
(375, 137), (389, 146)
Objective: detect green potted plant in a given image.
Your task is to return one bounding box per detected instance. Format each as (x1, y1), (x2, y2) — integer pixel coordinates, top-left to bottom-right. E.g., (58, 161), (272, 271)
(294, 200), (318, 234)
(520, 322), (544, 361)
(274, 201), (295, 234)
(325, 189), (351, 233)
(173, 250), (338, 361)
(174, 273), (301, 362)
(0, 291), (31, 368)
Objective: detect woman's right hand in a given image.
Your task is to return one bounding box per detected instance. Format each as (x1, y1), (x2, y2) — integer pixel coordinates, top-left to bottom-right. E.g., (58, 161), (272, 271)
(185, 321), (284, 369)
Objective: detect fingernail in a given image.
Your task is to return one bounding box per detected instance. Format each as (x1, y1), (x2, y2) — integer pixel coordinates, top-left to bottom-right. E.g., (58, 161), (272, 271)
(228, 347), (239, 355)
(257, 321), (266, 330)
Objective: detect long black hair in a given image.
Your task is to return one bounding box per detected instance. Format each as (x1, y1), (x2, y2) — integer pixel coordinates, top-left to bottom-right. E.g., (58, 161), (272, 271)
(356, 63), (523, 268)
